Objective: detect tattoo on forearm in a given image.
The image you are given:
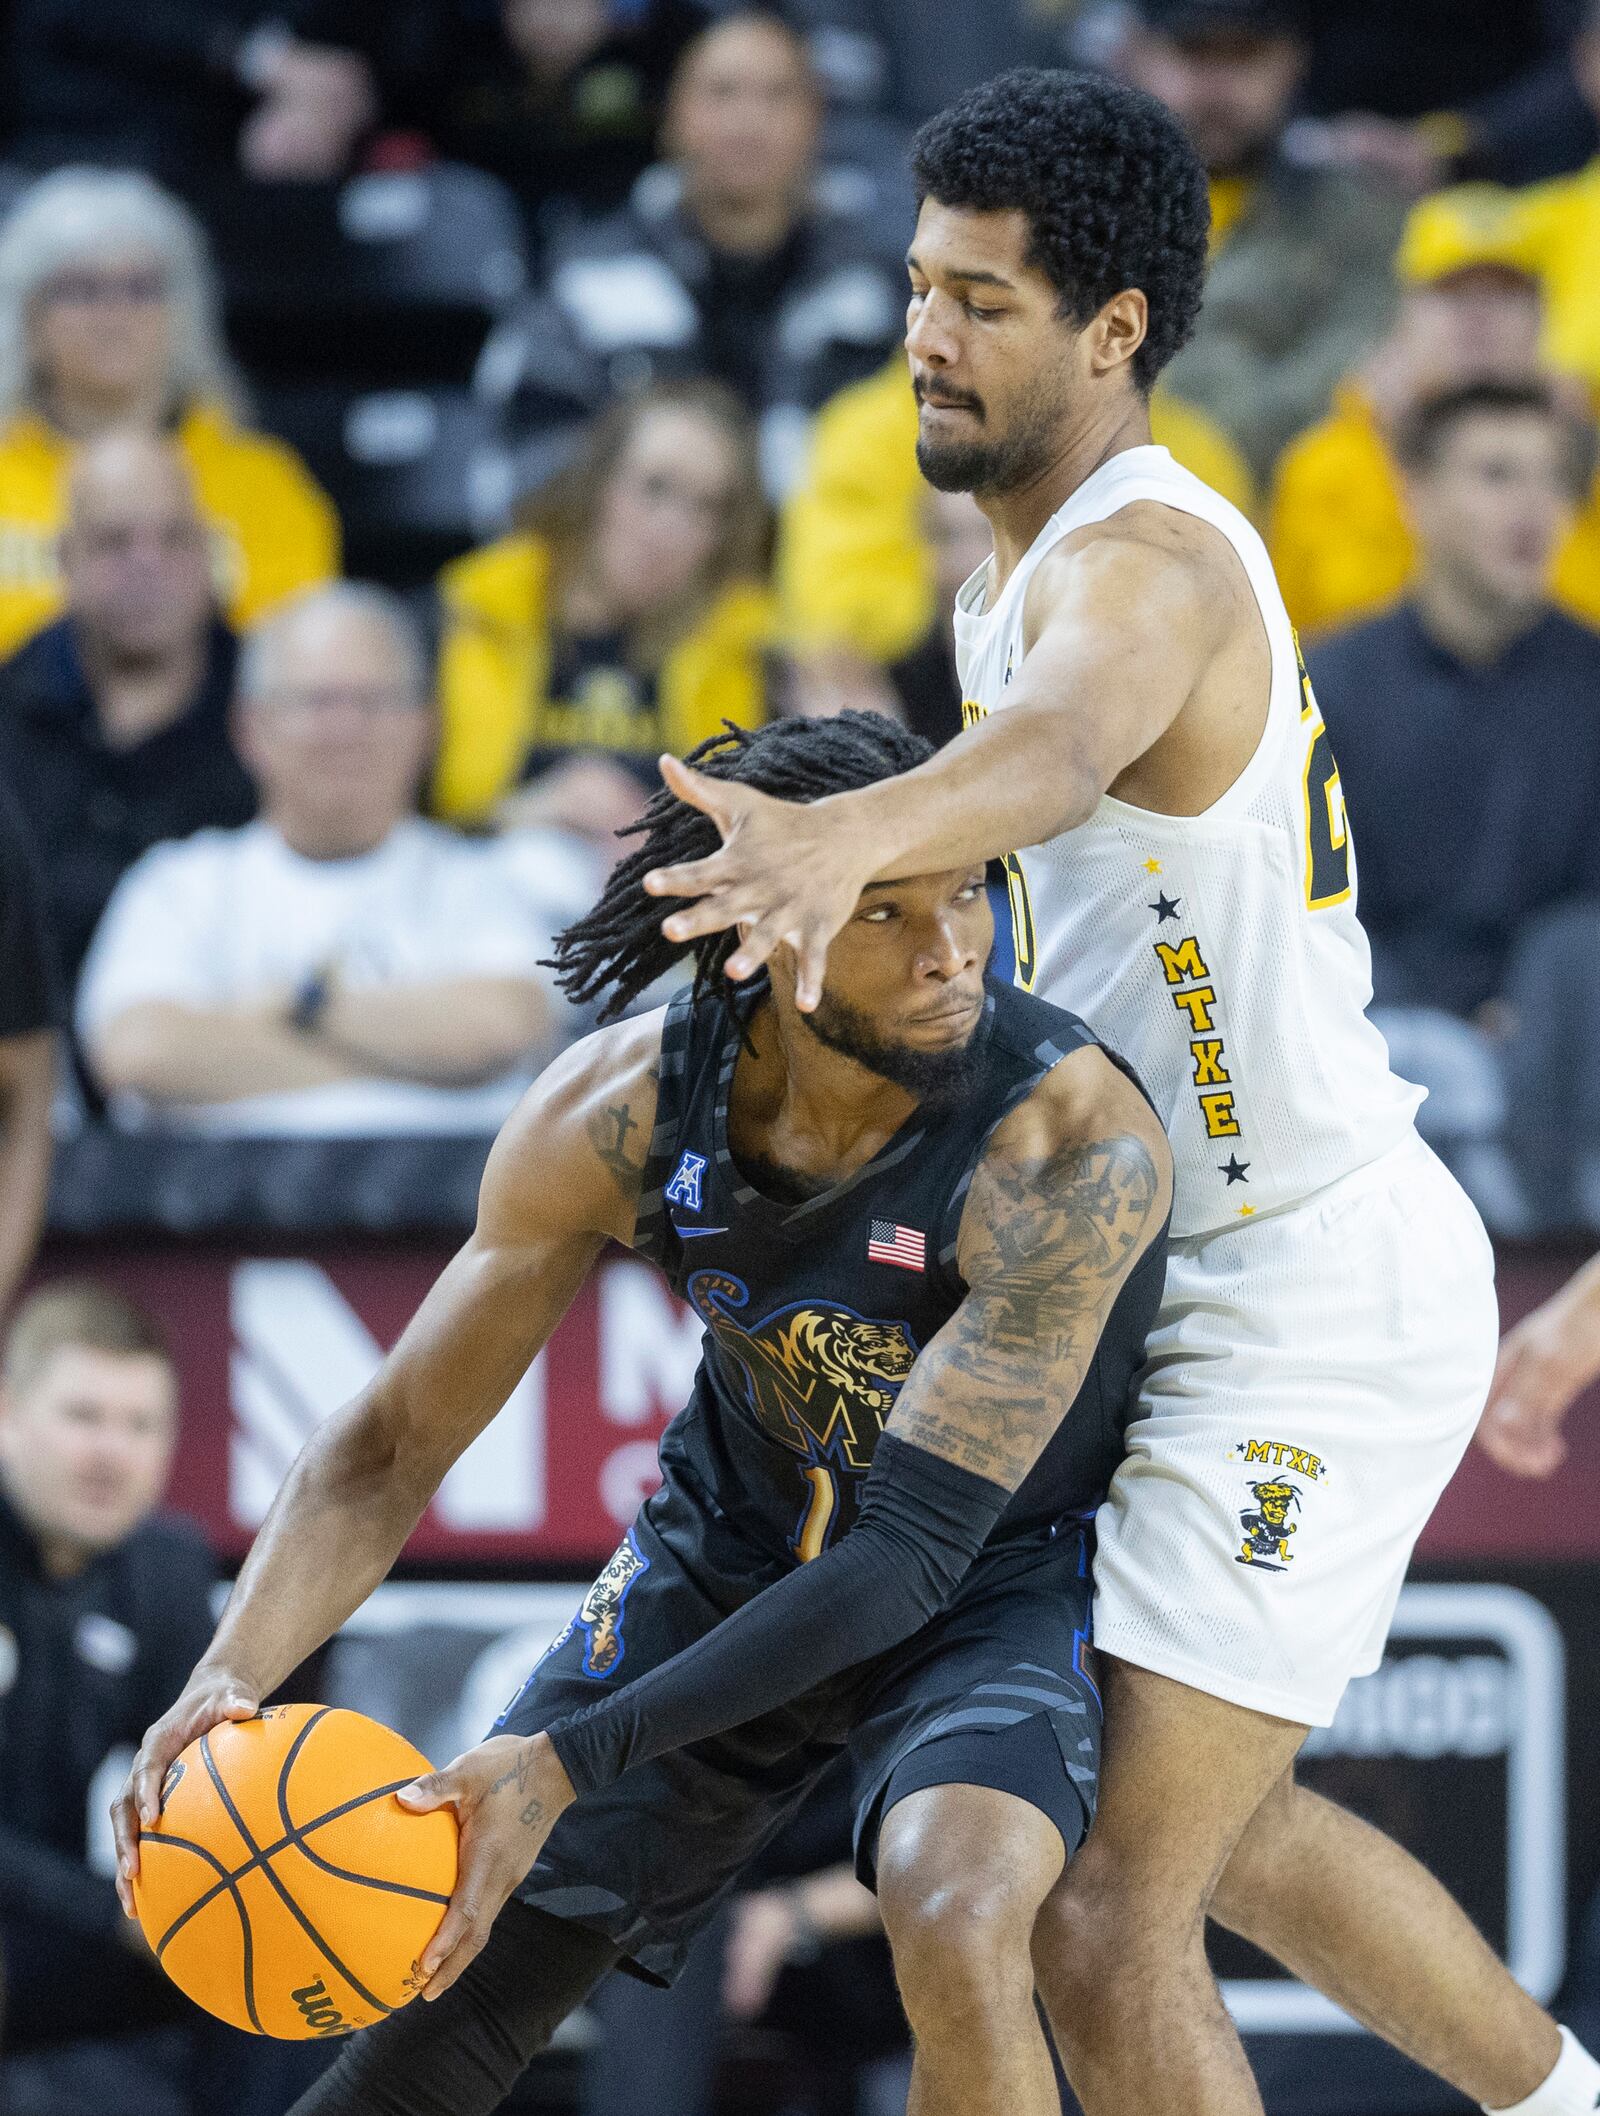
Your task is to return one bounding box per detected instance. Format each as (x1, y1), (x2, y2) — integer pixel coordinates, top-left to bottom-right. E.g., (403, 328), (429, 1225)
(894, 1130), (1162, 1490)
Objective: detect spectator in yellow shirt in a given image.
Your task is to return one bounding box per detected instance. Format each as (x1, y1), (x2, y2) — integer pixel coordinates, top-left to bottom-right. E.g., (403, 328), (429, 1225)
(0, 168), (339, 661)
(1269, 190), (1600, 637)
(778, 355), (1257, 665)
(435, 380), (771, 844)
(1423, 7), (1600, 395)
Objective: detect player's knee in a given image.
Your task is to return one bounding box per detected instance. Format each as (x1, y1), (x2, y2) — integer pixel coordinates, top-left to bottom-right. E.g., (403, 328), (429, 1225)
(878, 1843), (1039, 2023)
(1211, 1768), (1300, 1932)
(1034, 1839), (1205, 2021)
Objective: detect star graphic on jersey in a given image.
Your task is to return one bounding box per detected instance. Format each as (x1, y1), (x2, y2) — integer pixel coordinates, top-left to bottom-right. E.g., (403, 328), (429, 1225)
(1238, 1203), (1256, 1216)
(1142, 858), (1163, 876)
(1150, 892), (1182, 923)
(1219, 1155), (1250, 1185)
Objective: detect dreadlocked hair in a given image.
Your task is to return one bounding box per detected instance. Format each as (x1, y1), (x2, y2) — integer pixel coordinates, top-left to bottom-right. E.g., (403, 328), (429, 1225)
(548, 711), (935, 1022)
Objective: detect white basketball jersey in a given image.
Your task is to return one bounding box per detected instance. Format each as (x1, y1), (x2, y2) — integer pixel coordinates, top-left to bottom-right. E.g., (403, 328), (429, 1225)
(953, 444), (1422, 1239)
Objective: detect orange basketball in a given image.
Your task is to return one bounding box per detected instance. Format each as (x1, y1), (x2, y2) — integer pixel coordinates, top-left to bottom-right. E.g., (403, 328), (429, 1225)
(133, 1703), (459, 2040)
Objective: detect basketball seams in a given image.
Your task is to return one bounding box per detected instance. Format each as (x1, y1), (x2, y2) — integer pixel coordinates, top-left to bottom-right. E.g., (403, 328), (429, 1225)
(146, 1774), (429, 1959)
(278, 1705), (452, 1911)
(200, 1729), (394, 2020)
(142, 1828), (263, 2034)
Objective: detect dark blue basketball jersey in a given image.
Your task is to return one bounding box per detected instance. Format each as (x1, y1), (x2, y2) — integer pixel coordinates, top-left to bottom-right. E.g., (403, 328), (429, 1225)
(632, 975), (1167, 1569)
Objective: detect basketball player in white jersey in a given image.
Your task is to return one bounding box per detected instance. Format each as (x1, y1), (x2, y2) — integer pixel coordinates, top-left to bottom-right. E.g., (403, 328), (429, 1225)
(642, 67), (1600, 2116)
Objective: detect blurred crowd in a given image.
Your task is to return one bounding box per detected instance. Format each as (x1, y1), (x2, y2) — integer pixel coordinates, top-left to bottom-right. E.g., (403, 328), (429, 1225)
(0, 0), (1589, 1234)
(5, 0), (1600, 2111)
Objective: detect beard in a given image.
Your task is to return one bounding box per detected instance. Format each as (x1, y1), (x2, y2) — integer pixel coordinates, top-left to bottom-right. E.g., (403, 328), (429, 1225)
(914, 370), (1072, 497)
(799, 987), (987, 1108)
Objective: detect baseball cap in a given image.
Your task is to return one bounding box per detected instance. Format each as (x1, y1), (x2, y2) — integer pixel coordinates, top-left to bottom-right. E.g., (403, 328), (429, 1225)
(1130, 0), (1305, 38)
(1398, 186), (1542, 287)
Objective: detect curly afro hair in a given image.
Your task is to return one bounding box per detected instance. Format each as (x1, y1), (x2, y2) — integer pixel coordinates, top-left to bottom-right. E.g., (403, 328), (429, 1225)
(911, 69), (1210, 392)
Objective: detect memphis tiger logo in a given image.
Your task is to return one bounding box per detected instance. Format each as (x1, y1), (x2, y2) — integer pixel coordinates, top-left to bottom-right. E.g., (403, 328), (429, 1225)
(688, 1272), (918, 1473)
(1231, 1438), (1327, 1572)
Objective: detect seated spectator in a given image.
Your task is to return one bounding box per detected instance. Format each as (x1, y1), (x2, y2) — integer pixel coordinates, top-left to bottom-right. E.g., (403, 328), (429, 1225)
(474, 8), (906, 496)
(1116, 0), (1405, 482)
(417, 0), (713, 240)
(1407, 7), (1600, 402)
(434, 379), (771, 839)
(777, 355), (1257, 665)
(1307, 381), (1600, 1224)
(3, 1), (380, 186)
(0, 430), (255, 987)
(0, 167), (339, 659)
(1269, 191), (1600, 635)
(0, 1281), (292, 2109)
(78, 584), (579, 1139)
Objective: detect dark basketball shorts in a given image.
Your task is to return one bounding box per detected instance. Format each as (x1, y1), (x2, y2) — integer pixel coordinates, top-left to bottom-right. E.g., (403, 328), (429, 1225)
(495, 1482), (1103, 1984)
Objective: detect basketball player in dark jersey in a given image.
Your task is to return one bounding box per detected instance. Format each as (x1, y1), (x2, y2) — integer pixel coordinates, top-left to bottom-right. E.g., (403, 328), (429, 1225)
(112, 712), (1171, 2116)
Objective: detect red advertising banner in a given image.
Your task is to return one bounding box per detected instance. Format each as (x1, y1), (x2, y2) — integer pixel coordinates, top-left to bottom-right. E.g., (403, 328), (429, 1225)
(34, 1237), (1600, 1568)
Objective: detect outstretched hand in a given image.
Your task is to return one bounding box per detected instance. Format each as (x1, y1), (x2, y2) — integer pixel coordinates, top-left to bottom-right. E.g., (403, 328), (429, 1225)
(643, 755), (872, 1011)
(1476, 1308), (1593, 1478)
(398, 1733), (576, 2001)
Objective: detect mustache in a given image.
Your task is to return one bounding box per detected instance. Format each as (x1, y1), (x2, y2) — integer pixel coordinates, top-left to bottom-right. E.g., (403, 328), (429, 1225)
(914, 374), (985, 419)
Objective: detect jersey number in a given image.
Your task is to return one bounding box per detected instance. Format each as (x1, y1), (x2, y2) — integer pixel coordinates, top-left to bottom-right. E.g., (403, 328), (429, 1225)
(1002, 852), (1038, 991)
(1298, 650), (1351, 910)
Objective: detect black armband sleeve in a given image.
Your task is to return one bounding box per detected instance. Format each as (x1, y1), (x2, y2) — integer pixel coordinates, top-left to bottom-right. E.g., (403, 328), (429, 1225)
(545, 1434), (1011, 1797)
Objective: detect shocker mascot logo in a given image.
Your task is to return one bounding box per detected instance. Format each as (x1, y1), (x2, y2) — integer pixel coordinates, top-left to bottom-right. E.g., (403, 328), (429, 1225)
(574, 1530), (649, 1677)
(688, 1271), (918, 1558)
(1236, 1478), (1302, 1570)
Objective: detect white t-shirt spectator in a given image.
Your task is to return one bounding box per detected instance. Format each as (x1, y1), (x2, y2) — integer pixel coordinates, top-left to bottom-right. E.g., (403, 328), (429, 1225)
(77, 819), (592, 1137)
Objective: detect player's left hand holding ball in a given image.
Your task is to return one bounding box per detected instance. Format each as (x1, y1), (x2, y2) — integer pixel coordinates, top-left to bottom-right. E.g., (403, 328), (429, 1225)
(397, 1733), (576, 1998)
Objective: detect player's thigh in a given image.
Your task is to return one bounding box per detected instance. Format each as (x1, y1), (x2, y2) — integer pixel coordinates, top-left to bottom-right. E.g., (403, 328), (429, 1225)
(1093, 1137), (1497, 1730)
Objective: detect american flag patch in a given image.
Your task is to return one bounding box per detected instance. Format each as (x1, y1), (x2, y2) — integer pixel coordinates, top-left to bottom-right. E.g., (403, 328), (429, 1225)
(868, 1220), (925, 1273)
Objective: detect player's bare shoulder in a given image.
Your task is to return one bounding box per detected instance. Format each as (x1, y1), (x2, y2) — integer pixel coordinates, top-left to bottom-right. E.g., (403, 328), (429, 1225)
(959, 1044), (1172, 1296)
(1020, 499), (1271, 815)
(1025, 501), (1254, 657)
(485, 1007), (666, 1249)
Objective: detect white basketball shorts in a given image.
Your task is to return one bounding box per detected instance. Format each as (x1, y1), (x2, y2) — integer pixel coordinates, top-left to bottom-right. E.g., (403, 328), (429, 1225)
(1092, 1132), (1498, 1727)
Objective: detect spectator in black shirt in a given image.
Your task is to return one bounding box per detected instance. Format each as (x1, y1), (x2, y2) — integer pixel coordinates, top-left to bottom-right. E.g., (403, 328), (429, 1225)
(475, 8), (906, 497)
(0, 782), (57, 1318)
(0, 430), (254, 991)
(1308, 379), (1600, 1227)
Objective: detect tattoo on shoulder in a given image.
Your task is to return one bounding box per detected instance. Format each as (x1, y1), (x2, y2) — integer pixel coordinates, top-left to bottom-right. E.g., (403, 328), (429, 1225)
(892, 1128), (1163, 1489)
(587, 1065), (659, 1199)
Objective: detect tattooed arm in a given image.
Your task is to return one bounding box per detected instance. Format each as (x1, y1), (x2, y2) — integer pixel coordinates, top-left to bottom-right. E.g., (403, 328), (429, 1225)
(891, 1050), (1170, 1488)
(535, 1047), (1169, 1799)
(111, 1010), (665, 1895)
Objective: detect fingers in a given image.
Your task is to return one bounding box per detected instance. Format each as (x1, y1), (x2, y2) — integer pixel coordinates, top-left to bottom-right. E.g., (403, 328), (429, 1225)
(792, 927), (833, 1014)
(656, 754), (739, 829)
(416, 1896), (479, 1996)
(658, 883), (746, 942)
(723, 916), (795, 985)
(397, 1771), (452, 1815)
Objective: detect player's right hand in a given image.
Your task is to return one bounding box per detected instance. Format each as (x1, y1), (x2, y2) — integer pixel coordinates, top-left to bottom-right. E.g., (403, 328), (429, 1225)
(111, 1671), (261, 1915)
(1476, 1306), (1594, 1479)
